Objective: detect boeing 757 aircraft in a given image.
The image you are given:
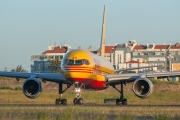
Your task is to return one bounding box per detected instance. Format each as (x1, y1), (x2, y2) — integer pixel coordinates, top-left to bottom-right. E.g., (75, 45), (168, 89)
(0, 6), (180, 105)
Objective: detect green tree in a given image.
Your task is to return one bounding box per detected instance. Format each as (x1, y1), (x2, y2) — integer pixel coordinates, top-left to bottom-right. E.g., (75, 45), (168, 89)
(48, 58), (61, 73)
(11, 65), (28, 72)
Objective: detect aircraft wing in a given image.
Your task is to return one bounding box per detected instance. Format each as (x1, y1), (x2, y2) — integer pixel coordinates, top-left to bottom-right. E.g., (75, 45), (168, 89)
(0, 71), (67, 83)
(105, 71), (180, 84)
(114, 65), (159, 73)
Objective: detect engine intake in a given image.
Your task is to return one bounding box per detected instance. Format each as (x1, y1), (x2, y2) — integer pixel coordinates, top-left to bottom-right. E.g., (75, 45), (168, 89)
(132, 78), (153, 98)
(22, 78), (42, 99)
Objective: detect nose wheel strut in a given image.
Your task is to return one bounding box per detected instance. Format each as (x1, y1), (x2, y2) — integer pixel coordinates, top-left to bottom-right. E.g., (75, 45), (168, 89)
(73, 83), (83, 105)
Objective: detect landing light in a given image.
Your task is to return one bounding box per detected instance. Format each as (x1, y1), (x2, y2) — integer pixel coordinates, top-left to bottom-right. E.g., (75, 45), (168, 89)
(75, 88), (80, 93)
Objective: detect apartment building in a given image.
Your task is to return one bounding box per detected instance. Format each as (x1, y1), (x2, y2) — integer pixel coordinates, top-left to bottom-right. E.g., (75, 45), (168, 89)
(97, 46), (116, 61)
(31, 42), (71, 73)
(110, 40), (180, 71)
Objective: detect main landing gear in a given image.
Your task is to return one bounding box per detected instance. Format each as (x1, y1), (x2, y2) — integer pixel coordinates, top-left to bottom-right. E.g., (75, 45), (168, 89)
(55, 82), (72, 105)
(73, 83), (83, 105)
(114, 83), (127, 105)
(104, 82), (127, 105)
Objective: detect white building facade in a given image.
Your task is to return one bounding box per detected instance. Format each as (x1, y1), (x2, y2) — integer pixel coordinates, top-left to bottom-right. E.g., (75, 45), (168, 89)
(110, 40), (180, 72)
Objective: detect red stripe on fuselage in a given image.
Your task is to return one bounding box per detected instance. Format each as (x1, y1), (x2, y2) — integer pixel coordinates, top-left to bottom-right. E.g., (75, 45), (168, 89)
(64, 67), (92, 70)
(64, 66), (112, 74)
(64, 66), (91, 69)
(67, 71), (92, 73)
(66, 68), (92, 70)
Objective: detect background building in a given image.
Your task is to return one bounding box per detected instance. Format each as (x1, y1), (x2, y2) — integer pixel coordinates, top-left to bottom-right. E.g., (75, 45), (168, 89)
(31, 41), (71, 73)
(110, 40), (180, 72)
(97, 46), (116, 61)
(31, 40), (180, 73)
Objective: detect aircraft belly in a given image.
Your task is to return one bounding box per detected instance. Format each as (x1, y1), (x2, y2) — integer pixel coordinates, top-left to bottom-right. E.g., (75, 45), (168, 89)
(84, 80), (107, 90)
(64, 72), (107, 89)
(83, 74), (106, 89)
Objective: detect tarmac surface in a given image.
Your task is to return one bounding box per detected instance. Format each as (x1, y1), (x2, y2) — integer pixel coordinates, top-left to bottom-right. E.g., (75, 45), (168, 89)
(0, 104), (180, 107)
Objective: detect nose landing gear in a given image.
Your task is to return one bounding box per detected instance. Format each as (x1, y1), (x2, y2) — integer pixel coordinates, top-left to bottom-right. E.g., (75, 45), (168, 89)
(55, 82), (84, 105)
(73, 83), (83, 105)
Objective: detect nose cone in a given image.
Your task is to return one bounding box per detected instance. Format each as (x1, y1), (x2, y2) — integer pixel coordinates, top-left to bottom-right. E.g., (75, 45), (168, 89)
(61, 49), (93, 83)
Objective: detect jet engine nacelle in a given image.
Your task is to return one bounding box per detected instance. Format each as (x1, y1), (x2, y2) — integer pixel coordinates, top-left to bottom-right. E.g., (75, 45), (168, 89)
(132, 78), (153, 98)
(22, 78), (42, 99)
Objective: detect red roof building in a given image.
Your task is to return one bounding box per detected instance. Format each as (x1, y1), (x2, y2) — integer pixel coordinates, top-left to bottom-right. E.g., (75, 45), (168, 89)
(97, 45), (116, 61)
(170, 43), (180, 49)
(97, 45), (116, 53)
(133, 45), (147, 50)
(43, 46), (68, 54)
(154, 45), (169, 49)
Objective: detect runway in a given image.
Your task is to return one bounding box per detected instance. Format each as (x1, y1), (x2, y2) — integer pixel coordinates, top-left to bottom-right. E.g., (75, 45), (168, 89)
(0, 103), (179, 120)
(0, 103), (180, 107)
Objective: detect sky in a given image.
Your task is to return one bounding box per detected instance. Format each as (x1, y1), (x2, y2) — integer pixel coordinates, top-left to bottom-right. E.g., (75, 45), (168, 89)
(0, 0), (180, 72)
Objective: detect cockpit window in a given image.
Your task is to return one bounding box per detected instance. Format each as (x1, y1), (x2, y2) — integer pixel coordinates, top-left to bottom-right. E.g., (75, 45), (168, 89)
(83, 59), (90, 65)
(64, 59), (90, 66)
(75, 60), (83, 65)
(67, 59), (75, 65)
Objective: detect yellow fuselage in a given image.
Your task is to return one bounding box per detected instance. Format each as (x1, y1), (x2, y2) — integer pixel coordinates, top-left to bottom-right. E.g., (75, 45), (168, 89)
(61, 49), (114, 90)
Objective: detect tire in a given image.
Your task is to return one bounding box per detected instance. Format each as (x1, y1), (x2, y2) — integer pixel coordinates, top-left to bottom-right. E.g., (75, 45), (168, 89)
(55, 99), (60, 105)
(122, 99), (127, 105)
(116, 99), (121, 105)
(104, 99), (106, 103)
(73, 98), (78, 105)
(78, 98), (83, 105)
(62, 99), (67, 105)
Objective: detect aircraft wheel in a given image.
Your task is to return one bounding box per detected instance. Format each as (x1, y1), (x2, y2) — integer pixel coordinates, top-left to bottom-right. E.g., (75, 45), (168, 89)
(122, 99), (127, 105)
(78, 98), (83, 105)
(55, 99), (60, 105)
(116, 99), (121, 105)
(55, 99), (67, 105)
(116, 99), (127, 105)
(73, 98), (78, 105)
(104, 99), (106, 103)
(62, 99), (67, 105)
